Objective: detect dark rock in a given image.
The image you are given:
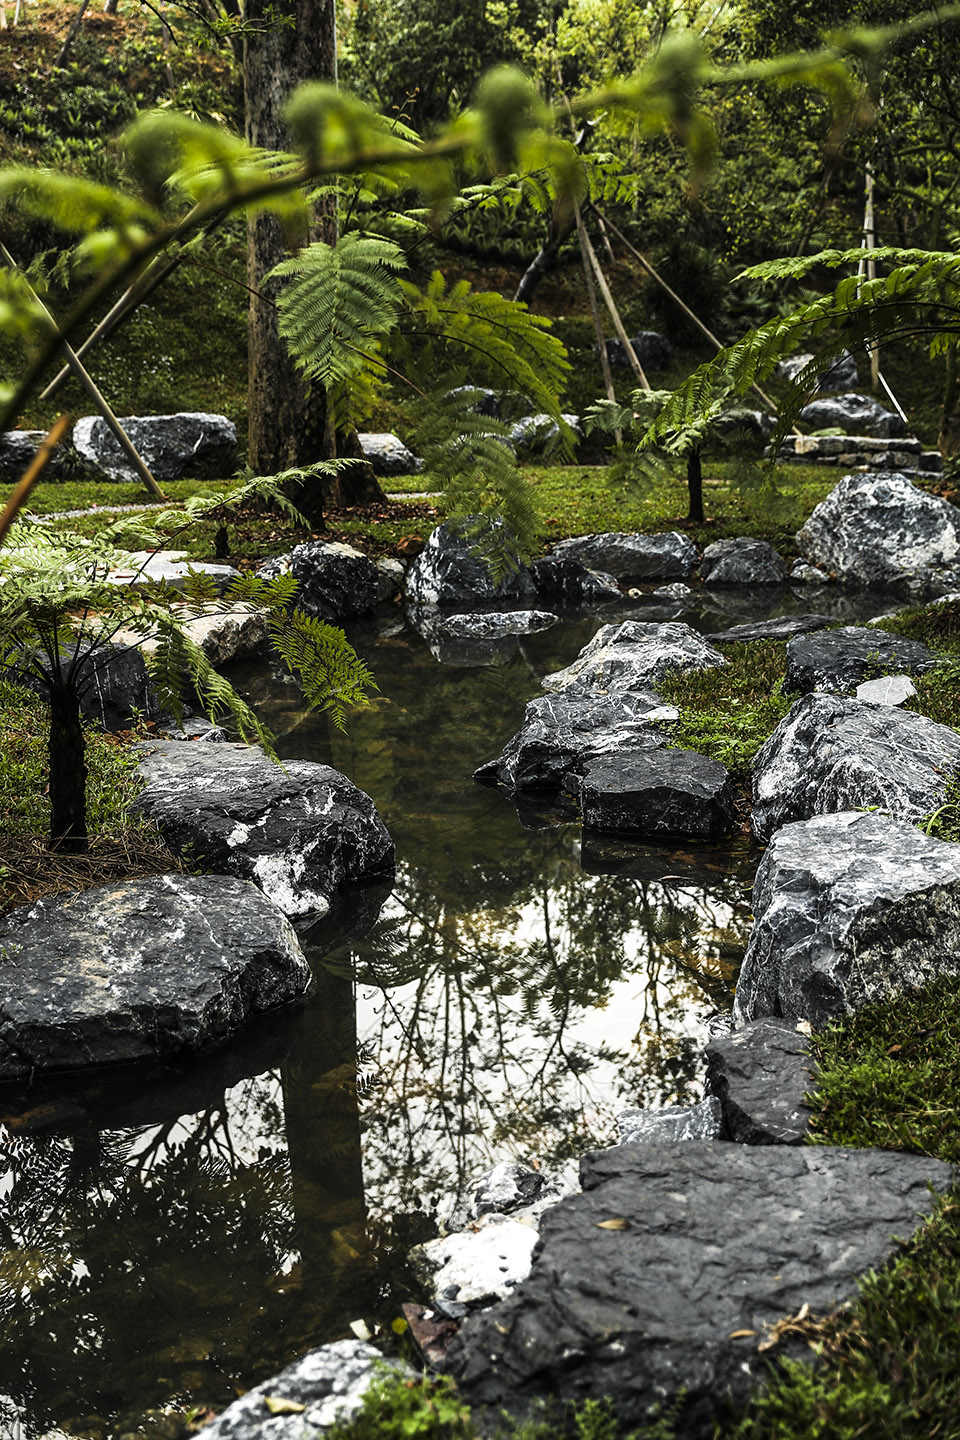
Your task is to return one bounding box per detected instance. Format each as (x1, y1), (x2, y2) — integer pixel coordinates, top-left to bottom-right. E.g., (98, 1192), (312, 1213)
(73, 412), (237, 483)
(475, 688), (668, 794)
(376, 556), (405, 602)
(134, 741), (395, 920)
(0, 875), (309, 1080)
(616, 1097), (723, 1144)
(735, 811), (960, 1025)
(710, 408), (774, 446)
(357, 431), (422, 474)
(542, 621), (725, 695)
(751, 694), (960, 843)
(473, 1163), (546, 1218)
(797, 472), (960, 595)
(19, 642), (160, 732)
(651, 582), (693, 601)
(438, 610), (558, 639)
(509, 414), (582, 452)
(700, 536), (787, 587)
(0, 429), (70, 481)
(527, 556), (622, 605)
(799, 392), (904, 437)
(600, 331), (674, 371)
(405, 518), (536, 607)
(200, 1340), (409, 1439)
(579, 749), (737, 838)
(446, 1141), (953, 1436)
(784, 625), (938, 694)
(707, 613), (833, 644)
(258, 540), (380, 620)
(551, 531), (698, 582)
(705, 1020), (815, 1144)
(449, 386), (502, 418)
(777, 350), (858, 391)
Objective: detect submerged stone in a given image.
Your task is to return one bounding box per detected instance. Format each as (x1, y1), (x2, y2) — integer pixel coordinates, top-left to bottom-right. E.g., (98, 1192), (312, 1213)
(446, 1140), (952, 1436)
(0, 875), (309, 1080)
(734, 811), (960, 1026)
(134, 741), (394, 919)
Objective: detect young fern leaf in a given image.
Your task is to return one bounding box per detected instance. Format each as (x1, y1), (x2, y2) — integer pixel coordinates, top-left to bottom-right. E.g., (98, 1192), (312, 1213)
(268, 608), (376, 732)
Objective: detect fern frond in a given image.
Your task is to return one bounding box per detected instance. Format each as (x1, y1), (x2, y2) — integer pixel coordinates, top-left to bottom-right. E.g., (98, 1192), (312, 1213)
(267, 609), (376, 732)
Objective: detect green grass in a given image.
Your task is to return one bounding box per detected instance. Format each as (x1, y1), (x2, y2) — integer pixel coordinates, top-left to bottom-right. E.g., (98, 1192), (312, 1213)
(658, 641), (792, 783)
(873, 599), (960, 730)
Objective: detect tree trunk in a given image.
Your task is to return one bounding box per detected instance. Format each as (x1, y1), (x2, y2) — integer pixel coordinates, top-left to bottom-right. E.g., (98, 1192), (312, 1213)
(48, 685), (88, 853)
(939, 344), (960, 458)
(686, 447), (705, 523)
(243, 0), (386, 524)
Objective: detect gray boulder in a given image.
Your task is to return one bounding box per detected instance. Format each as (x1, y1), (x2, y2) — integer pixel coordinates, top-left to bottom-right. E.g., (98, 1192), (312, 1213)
(474, 688), (668, 794)
(751, 693), (960, 842)
(797, 472), (960, 595)
(449, 386), (501, 417)
(135, 741), (394, 919)
(200, 1340), (409, 1439)
(616, 1097), (723, 1144)
(73, 412), (237, 483)
(446, 1141), (953, 1436)
(0, 874), (309, 1080)
(258, 540), (380, 620)
(0, 428), (70, 481)
(784, 624), (938, 694)
(735, 811), (960, 1026)
(710, 408), (774, 446)
(438, 609), (557, 639)
(700, 536), (787, 587)
(777, 350), (858, 391)
(799, 392), (904, 437)
(707, 613), (832, 644)
(705, 1020), (815, 1144)
(357, 431), (422, 474)
(542, 621), (725, 695)
(509, 413), (582, 452)
(104, 549), (239, 593)
(600, 331), (673, 371)
(405, 518), (535, 607)
(527, 556), (622, 606)
(579, 749), (737, 838)
(551, 531), (698, 582)
(21, 641), (160, 731)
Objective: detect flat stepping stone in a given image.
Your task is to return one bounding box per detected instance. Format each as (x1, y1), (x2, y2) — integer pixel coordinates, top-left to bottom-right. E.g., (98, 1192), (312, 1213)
(700, 536), (787, 587)
(751, 693), (960, 842)
(438, 610), (558, 639)
(135, 742), (394, 919)
(784, 625), (938, 694)
(542, 621), (725, 695)
(0, 875), (309, 1081)
(708, 613), (832, 643)
(735, 811), (960, 1027)
(551, 531), (698, 582)
(446, 1141), (954, 1435)
(579, 749), (737, 839)
(475, 688), (668, 795)
(705, 1019), (815, 1144)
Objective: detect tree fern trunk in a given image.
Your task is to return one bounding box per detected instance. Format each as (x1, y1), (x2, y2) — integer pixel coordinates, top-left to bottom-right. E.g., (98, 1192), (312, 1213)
(48, 684), (88, 853)
(686, 448), (705, 523)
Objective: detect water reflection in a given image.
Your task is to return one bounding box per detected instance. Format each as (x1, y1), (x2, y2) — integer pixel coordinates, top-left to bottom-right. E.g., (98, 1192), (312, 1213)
(0, 605), (769, 1435)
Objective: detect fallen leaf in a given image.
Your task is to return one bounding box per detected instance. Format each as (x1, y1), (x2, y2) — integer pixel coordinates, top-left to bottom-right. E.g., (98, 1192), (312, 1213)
(728, 1329), (757, 1339)
(596, 1218), (631, 1231)
(264, 1397), (306, 1415)
(391, 1316), (408, 1335)
(349, 1319), (373, 1342)
(886, 1044), (903, 1056)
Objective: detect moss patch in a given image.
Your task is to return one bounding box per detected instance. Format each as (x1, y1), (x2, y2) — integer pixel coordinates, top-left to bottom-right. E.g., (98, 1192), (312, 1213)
(658, 641), (791, 784)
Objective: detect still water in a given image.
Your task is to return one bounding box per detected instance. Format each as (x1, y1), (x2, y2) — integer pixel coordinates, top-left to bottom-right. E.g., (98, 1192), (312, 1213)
(0, 587), (889, 1437)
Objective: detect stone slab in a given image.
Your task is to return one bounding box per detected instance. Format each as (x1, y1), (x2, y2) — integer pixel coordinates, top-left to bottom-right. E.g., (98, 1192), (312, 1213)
(706, 1019), (815, 1144)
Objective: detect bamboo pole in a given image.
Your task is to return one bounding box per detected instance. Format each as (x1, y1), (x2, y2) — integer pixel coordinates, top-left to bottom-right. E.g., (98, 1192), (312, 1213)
(0, 244), (166, 500)
(0, 415), (72, 547)
(580, 219), (651, 390)
(576, 207), (621, 446)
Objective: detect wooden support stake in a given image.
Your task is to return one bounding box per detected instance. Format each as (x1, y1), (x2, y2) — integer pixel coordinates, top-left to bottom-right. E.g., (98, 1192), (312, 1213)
(576, 205), (621, 446)
(580, 220), (651, 390)
(0, 415), (72, 547)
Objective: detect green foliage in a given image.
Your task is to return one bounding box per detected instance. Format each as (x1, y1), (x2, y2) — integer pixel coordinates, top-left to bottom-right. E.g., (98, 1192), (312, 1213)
(657, 641), (792, 782)
(325, 1373), (473, 1440)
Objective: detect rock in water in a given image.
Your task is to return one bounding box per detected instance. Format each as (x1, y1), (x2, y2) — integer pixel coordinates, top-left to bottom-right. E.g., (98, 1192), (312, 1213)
(750, 693), (960, 842)
(73, 413), (237, 483)
(784, 625), (938, 694)
(446, 1141), (952, 1437)
(705, 1020), (815, 1144)
(257, 540), (380, 620)
(200, 1340), (409, 1439)
(475, 689), (667, 794)
(542, 621), (725, 694)
(550, 532), (698, 581)
(797, 472), (960, 595)
(699, 537), (787, 587)
(405, 518), (535, 607)
(734, 811), (960, 1026)
(0, 875), (309, 1079)
(526, 557), (623, 606)
(135, 741), (395, 919)
(579, 750), (737, 839)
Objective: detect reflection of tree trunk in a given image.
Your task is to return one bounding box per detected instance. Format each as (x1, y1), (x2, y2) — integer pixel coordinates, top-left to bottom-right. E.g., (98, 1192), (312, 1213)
(280, 962), (367, 1306)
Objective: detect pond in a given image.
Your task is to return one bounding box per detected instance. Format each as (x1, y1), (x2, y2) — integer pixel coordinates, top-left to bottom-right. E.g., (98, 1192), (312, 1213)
(0, 585), (894, 1438)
